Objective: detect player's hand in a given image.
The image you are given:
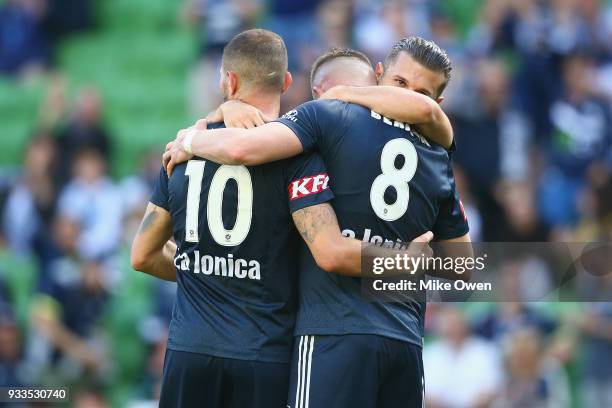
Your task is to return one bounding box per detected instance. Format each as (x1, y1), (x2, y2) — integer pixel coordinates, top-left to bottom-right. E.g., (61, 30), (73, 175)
(406, 231), (434, 259)
(163, 119), (207, 176)
(163, 132), (192, 177)
(219, 100), (271, 128)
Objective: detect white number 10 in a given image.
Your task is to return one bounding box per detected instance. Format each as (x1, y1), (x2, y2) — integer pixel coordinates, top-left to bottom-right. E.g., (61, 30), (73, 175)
(184, 160), (253, 246)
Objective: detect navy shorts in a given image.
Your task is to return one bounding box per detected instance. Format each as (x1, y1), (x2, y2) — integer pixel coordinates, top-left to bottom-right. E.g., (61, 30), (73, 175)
(288, 334), (424, 408)
(159, 349), (290, 408)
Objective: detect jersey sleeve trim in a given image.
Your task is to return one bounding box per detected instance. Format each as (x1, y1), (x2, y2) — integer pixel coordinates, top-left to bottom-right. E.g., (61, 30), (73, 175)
(275, 119), (311, 151)
(149, 197), (170, 211)
(289, 188), (334, 214)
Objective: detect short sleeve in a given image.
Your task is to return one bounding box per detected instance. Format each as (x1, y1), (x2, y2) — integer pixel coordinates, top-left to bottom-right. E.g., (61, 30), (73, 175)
(149, 166), (170, 210)
(284, 152), (334, 214)
(275, 99), (347, 153)
(432, 165), (469, 240)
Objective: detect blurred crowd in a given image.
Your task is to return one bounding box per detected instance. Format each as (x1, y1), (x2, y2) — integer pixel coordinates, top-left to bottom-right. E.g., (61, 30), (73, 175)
(0, 0), (611, 407)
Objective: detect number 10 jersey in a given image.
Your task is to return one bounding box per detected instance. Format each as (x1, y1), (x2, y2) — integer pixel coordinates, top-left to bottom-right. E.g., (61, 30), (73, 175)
(149, 123), (334, 363)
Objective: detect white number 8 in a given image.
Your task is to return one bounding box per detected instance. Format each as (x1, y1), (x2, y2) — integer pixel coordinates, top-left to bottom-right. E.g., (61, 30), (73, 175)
(370, 138), (418, 221)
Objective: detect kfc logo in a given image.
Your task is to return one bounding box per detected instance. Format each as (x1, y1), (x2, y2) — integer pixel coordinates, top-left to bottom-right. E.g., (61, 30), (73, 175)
(288, 174), (330, 200)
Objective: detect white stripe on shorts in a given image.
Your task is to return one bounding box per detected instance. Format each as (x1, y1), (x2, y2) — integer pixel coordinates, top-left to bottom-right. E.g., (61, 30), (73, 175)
(295, 336), (315, 408)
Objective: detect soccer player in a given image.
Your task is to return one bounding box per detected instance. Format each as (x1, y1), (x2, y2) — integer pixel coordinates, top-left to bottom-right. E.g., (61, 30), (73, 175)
(163, 37), (472, 408)
(131, 30), (433, 408)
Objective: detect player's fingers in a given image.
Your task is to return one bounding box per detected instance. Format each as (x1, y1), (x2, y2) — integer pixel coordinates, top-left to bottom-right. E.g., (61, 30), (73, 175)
(229, 118), (245, 129)
(162, 151), (171, 168)
(165, 141), (174, 152)
(167, 156), (176, 177)
(252, 114), (265, 127)
(194, 119), (207, 130)
(412, 231), (434, 243)
(206, 107), (223, 124)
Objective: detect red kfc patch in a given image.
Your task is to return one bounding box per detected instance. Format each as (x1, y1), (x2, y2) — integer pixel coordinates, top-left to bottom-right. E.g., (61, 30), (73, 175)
(288, 173), (330, 201)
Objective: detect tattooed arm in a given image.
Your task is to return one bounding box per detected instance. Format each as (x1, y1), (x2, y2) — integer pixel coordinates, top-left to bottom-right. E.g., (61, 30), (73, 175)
(130, 202), (177, 281)
(292, 203), (434, 277)
(292, 203), (361, 276)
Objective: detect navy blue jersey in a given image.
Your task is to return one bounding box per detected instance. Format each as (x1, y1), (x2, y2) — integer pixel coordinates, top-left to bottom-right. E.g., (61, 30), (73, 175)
(276, 100), (469, 346)
(149, 123), (333, 363)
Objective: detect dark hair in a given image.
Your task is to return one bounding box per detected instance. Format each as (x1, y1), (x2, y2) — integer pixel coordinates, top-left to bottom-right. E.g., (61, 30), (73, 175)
(309, 47), (372, 88)
(222, 29), (288, 92)
(384, 37), (452, 94)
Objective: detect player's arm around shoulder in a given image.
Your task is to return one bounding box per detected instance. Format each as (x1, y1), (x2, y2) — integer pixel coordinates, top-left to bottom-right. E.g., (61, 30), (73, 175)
(320, 85), (453, 149)
(130, 202), (177, 281)
(192, 122), (303, 166)
(163, 102), (305, 175)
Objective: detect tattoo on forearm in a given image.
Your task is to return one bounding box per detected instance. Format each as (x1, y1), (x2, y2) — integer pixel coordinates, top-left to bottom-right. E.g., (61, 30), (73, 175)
(138, 209), (158, 235)
(294, 205), (336, 244)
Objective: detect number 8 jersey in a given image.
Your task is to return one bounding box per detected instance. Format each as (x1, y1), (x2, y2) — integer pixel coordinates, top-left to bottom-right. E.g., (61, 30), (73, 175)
(276, 100), (469, 347)
(149, 123), (334, 363)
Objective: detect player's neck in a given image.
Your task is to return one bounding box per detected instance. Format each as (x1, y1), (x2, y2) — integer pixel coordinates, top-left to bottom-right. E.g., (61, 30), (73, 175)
(235, 93), (281, 119)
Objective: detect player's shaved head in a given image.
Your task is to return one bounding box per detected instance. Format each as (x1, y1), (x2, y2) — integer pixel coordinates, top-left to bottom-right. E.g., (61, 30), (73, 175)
(222, 29), (288, 94)
(310, 48), (376, 98)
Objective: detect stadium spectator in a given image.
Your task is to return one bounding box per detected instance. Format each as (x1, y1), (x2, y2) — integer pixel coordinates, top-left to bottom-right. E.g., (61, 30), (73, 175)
(452, 59), (534, 241)
(28, 259), (110, 383)
(474, 303), (557, 343)
(577, 303), (612, 407)
(56, 149), (122, 260)
(55, 88), (112, 186)
(464, 0), (516, 56)
(0, 0), (51, 77)
(0, 303), (26, 386)
(494, 328), (570, 407)
(538, 53), (612, 227)
(424, 307), (504, 408)
(495, 181), (550, 242)
(2, 133), (58, 254)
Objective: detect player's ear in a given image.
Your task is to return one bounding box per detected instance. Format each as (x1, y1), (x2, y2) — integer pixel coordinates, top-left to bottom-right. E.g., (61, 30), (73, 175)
(281, 71), (293, 94)
(375, 62), (384, 82)
(312, 86), (323, 99)
(227, 71), (239, 98)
